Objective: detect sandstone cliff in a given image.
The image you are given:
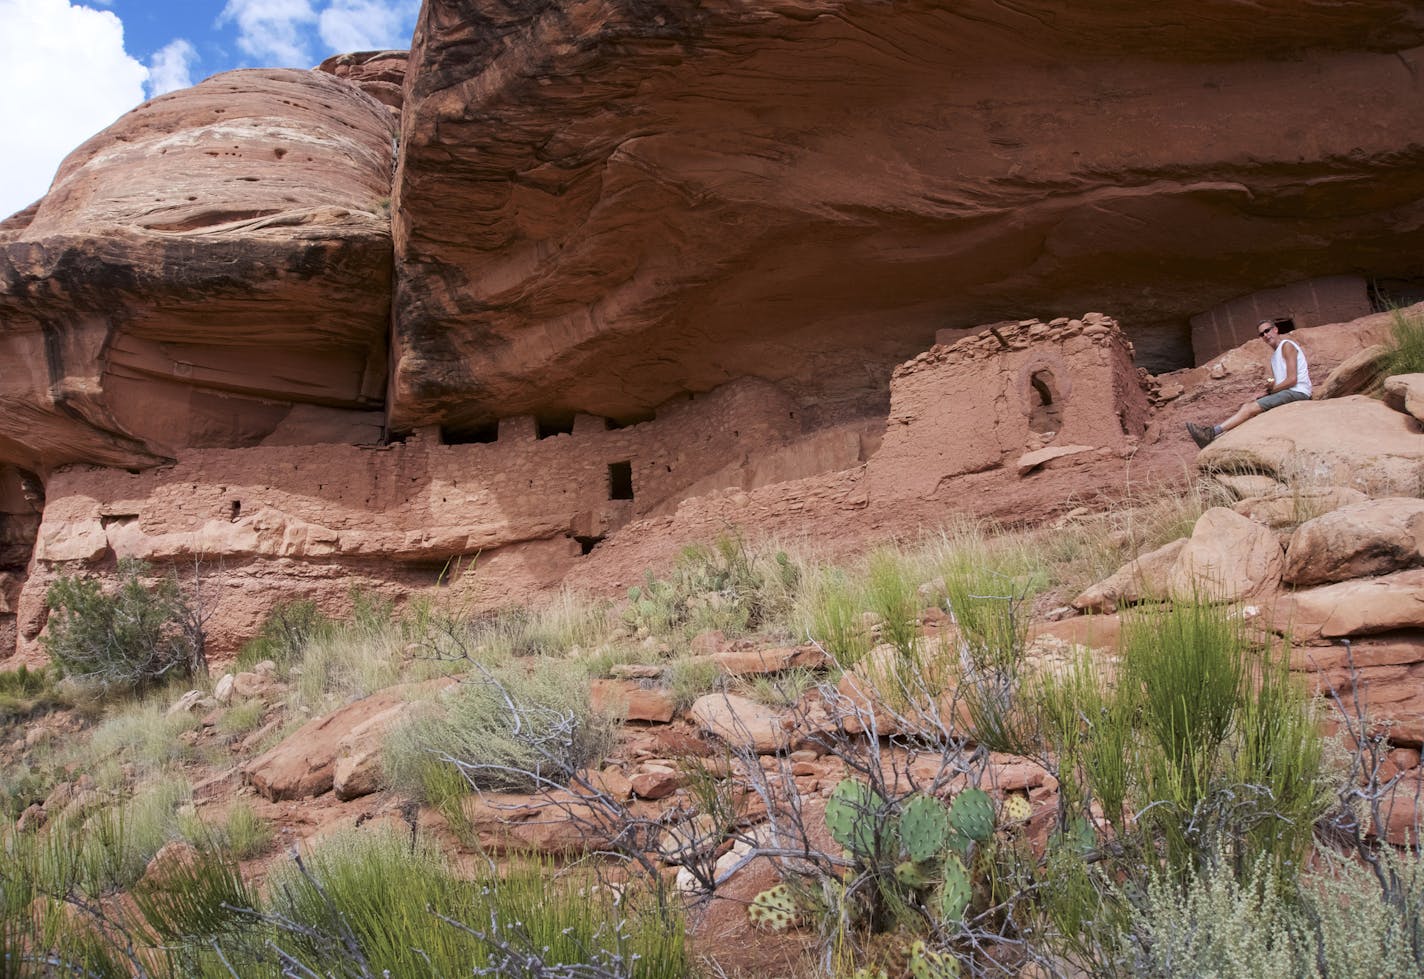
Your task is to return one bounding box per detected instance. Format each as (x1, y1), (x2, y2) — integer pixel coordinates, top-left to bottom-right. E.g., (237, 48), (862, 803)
(4, 1), (1424, 662)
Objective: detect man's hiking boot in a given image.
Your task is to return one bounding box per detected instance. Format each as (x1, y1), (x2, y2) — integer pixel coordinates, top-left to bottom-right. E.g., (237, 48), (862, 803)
(1186, 421), (1216, 449)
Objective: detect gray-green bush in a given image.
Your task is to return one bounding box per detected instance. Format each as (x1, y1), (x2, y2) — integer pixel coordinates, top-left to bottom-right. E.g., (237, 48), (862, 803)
(43, 559), (204, 691)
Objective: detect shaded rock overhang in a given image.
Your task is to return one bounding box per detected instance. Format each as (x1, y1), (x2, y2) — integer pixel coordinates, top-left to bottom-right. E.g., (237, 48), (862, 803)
(390, 0), (1424, 432)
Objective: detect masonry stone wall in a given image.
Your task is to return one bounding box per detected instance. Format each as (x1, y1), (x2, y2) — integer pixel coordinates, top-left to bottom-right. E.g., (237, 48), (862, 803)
(1189, 275), (1371, 365)
(868, 314), (1149, 501)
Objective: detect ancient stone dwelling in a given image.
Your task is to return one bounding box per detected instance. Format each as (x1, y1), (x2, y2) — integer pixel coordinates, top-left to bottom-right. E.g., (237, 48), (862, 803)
(5, 0), (1424, 662)
(0, 315), (1149, 661)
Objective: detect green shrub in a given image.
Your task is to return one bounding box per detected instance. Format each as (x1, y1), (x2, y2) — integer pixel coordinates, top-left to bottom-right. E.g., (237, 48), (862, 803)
(233, 598), (329, 672)
(43, 559), (203, 692)
(1384, 306), (1424, 378)
(384, 664), (617, 798)
(624, 533), (801, 640)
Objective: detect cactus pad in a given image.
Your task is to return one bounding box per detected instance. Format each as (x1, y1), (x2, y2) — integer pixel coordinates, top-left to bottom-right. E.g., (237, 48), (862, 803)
(1002, 792), (1032, 824)
(747, 883), (799, 931)
(851, 969), (889, 979)
(908, 939), (961, 979)
(898, 794), (950, 863)
(937, 852), (972, 923)
(948, 787), (995, 843)
(825, 778), (884, 859)
(894, 860), (934, 890)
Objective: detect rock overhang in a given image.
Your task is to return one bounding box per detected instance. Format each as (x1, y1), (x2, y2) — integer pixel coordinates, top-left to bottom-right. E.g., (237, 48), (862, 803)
(387, 0), (1424, 432)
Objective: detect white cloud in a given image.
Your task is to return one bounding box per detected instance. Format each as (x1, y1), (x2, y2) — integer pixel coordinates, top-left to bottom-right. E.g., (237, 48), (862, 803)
(0, 0), (148, 220)
(219, 0), (318, 66)
(317, 0), (418, 53)
(147, 38), (199, 98)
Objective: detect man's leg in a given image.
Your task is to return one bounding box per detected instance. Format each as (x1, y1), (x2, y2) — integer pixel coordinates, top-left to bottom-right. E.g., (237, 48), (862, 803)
(1216, 399), (1264, 435)
(1187, 399), (1262, 448)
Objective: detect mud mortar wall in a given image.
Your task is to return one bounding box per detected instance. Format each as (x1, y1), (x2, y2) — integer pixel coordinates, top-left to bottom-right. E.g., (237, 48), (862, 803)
(868, 315), (1149, 501)
(11, 377), (839, 660)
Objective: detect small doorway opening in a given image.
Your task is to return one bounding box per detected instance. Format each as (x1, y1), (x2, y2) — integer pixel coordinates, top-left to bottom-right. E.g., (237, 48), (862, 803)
(608, 461), (634, 501)
(1028, 369), (1064, 434)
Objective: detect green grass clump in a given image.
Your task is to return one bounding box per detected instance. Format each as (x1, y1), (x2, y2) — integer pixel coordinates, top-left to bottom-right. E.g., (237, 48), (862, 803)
(799, 566), (873, 666)
(2, 823), (689, 978)
(1384, 306), (1424, 378)
(383, 663), (617, 800)
(233, 598), (330, 672)
(0, 665), (65, 721)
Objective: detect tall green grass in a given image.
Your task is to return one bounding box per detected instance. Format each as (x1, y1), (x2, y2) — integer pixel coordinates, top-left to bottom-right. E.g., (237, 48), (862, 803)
(1384, 306), (1424, 378)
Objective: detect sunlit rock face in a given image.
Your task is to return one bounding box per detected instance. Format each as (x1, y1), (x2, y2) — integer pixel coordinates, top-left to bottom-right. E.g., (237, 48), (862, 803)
(0, 68), (398, 472)
(390, 0), (1424, 433)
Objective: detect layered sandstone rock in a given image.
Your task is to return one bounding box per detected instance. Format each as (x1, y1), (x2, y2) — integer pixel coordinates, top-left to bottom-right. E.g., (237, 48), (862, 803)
(391, 0), (1424, 433)
(0, 69), (397, 473)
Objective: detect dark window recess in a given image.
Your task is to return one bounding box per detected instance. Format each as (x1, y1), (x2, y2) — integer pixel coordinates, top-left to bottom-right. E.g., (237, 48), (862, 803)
(1272, 317), (1297, 334)
(605, 410), (655, 430)
(385, 430), (409, 444)
(536, 413), (575, 439)
(608, 461), (634, 500)
(440, 422), (498, 444)
(575, 535), (605, 555)
(1028, 369), (1064, 435)
(230, 500), (242, 522)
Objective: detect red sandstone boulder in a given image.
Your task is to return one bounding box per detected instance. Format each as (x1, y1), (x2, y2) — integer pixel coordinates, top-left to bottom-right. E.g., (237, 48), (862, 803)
(1383, 373), (1424, 424)
(1284, 498), (1424, 586)
(245, 680), (452, 801)
(589, 679), (676, 723)
(1275, 569), (1424, 642)
(1197, 397), (1424, 498)
(1074, 538), (1186, 613)
(1168, 507), (1283, 603)
(690, 693), (789, 754)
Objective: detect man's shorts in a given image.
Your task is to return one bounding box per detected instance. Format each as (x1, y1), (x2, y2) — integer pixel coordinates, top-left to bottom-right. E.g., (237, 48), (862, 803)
(1257, 389), (1311, 411)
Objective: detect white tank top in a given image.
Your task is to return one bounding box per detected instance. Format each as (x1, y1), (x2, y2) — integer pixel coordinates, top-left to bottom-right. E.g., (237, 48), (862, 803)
(1271, 338), (1311, 397)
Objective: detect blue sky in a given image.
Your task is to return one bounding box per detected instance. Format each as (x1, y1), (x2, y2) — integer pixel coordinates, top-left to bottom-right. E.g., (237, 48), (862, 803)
(0, 0), (419, 219)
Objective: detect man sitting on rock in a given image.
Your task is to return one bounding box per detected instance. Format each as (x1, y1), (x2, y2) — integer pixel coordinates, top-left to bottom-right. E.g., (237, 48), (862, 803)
(1187, 320), (1311, 448)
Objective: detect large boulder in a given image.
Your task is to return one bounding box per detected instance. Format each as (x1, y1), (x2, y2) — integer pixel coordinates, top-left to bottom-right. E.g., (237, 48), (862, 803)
(1284, 498), (1424, 587)
(1196, 397), (1424, 497)
(1383, 373), (1424, 425)
(1275, 569), (1424, 641)
(1074, 538), (1186, 612)
(245, 680), (452, 801)
(0, 69), (396, 472)
(1168, 507), (1284, 602)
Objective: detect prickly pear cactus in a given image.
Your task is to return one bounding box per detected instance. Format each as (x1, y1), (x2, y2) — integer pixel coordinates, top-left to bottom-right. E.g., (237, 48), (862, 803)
(937, 852), (973, 923)
(825, 778), (883, 859)
(908, 939), (961, 979)
(894, 860), (933, 889)
(898, 794), (950, 864)
(747, 883), (799, 931)
(850, 969), (888, 979)
(1002, 792), (1032, 824)
(948, 787), (995, 843)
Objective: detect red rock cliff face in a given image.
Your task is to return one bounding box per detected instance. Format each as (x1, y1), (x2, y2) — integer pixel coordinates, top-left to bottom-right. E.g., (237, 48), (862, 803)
(389, 0), (1424, 434)
(0, 69), (397, 473)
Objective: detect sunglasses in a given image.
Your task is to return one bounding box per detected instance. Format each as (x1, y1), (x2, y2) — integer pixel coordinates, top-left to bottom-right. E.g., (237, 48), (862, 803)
(1258, 325), (1277, 338)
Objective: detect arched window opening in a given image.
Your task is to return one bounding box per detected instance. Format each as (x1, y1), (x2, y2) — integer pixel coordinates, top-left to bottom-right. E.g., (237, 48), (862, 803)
(1028, 369), (1064, 435)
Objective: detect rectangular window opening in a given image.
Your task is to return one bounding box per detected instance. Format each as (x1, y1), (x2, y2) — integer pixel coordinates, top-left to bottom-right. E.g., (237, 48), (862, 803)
(608, 461), (634, 500)
(441, 421), (499, 444)
(536, 413), (576, 439)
